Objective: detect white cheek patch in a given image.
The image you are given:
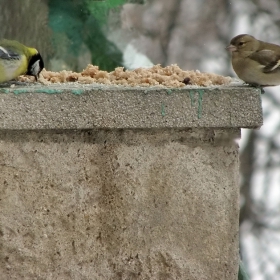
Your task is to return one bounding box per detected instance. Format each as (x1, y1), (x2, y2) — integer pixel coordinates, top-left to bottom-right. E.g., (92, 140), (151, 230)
(31, 60), (40, 75)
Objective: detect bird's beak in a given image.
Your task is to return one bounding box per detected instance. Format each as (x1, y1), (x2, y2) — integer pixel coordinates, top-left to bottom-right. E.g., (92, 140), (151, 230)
(226, 44), (237, 52)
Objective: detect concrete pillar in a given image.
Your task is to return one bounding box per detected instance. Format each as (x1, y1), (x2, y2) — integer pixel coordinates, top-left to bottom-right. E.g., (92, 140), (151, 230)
(0, 85), (262, 279)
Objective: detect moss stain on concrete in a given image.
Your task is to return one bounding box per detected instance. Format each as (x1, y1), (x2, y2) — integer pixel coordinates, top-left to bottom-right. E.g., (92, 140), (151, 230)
(189, 89), (205, 119)
(197, 89), (205, 119)
(0, 88), (65, 94)
(71, 89), (84, 95)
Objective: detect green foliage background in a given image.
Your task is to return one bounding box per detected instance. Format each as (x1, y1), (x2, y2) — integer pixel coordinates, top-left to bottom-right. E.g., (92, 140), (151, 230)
(48, 0), (129, 71)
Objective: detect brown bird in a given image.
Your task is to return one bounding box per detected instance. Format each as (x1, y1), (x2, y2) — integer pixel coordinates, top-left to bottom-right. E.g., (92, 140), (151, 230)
(227, 34), (280, 87)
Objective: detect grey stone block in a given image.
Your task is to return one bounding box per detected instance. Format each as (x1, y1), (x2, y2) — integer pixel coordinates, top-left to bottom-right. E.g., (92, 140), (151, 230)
(0, 84), (262, 129)
(0, 84), (262, 279)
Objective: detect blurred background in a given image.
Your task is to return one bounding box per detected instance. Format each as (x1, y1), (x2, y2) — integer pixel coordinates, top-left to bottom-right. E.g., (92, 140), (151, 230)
(1, 0), (280, 279)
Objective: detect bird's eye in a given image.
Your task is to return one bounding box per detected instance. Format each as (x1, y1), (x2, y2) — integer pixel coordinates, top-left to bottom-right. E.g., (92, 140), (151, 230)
(238, 42), (245, 46)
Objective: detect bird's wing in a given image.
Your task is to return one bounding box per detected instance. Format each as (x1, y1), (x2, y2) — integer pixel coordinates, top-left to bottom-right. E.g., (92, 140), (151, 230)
(0, 46), (20, 60)
(249, 49), (280, 73)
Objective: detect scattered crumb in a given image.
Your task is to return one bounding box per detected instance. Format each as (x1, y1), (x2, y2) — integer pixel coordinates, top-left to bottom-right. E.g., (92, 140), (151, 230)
(17, 64), (232, 88)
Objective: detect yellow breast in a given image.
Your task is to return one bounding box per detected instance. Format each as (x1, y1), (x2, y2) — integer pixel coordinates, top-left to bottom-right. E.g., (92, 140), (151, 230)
(0, 55), (27, 83)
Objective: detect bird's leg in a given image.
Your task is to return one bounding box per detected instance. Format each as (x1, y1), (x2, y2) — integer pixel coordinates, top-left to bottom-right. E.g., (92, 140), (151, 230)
(246, 83), (265, 94)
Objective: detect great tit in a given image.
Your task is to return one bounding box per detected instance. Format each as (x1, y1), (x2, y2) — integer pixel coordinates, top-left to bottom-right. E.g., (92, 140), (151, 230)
(0, 39), (44, 83)
(227, 34), (280, 87)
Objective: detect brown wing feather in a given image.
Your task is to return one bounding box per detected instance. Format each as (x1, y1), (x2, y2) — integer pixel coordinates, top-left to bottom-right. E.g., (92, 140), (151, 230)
(249, 50), (280, 73)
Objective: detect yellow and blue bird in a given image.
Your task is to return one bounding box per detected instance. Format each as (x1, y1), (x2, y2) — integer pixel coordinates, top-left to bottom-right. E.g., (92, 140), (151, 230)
(0, 39), (44, 83)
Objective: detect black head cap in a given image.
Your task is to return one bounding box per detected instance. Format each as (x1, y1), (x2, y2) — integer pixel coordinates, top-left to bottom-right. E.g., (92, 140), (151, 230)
(27, 53), (44, 80)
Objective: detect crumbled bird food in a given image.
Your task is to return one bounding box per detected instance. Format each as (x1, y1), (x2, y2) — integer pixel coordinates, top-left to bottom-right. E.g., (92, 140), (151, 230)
(18, 64), (232, 87)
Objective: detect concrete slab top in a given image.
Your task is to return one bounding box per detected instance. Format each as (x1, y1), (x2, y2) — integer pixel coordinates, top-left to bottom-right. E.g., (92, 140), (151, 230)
(0, 83), (263, 130)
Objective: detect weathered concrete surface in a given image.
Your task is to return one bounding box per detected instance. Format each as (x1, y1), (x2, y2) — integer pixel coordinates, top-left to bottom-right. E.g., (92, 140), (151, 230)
(0, 84), (262, 129)
(0, 85), (262, 279)
(0, 128), (240, 279)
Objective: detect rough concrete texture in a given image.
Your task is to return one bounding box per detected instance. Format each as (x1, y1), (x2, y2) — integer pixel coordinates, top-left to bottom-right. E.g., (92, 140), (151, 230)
(0, 84), (263, 129)
(0, 128), (240, 280)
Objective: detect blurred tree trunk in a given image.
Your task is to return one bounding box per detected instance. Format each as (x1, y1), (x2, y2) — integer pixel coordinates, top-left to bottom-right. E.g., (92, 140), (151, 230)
(0, 0), (52, 68)
(118, 0), (231, 73)
(239, 131), (255, 227)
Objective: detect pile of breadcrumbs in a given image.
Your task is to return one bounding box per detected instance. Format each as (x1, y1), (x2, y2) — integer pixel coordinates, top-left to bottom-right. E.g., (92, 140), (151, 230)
(18, 64), (232, 87)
